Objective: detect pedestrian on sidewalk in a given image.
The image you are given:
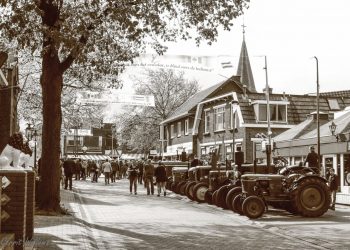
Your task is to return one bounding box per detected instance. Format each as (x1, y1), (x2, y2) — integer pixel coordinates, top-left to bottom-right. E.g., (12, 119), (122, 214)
(63, 158), (75, 190)
(154, 161), (167, 197)
(137, 160), (144, 184)
(328, 168), (338, 210)
(111, 159), (118, 183)
(81, 160), (88, 180)
(102, 159), (112, 185)
(75, 159), (82, 180)
(143, 159), (155, 195)
(91, 160), (98, 183)
(127, 161), (139, 195)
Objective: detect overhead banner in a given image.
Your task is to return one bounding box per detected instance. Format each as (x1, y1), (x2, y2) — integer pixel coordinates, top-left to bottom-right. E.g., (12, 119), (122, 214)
(77, 91), (155, 107)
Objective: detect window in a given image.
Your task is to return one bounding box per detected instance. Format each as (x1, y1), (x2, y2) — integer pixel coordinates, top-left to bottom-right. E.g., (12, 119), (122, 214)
(185, 119), (189, 135)
(253, 101), (288, 123)
(204, 110), (210, 133)
(170, 124), (175, 138)
(230, 104), (238, 129)
(270, 104), (286, 122)
(328, 99), (340, 111)
(177, 121), (181, 137)
(214, 106), (225, 131)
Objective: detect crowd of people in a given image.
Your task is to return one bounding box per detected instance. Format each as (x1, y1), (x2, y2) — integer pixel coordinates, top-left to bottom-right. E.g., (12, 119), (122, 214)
(61, 158), (169, 197)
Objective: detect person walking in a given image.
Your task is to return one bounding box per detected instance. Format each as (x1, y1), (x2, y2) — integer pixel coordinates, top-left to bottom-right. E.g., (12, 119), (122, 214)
(102, 159), (112, 185)
(143, 159), (155, 195)
(137, 160), (144, 184)
(154, 161), (167, 197)
(63, 158), (75, 190)
(81, 160), (88, 180)
(111, 160), (118, 183)
(75, 159), (82, 180)
(328, 168), (338, 210)
(91, 161), (98, 183)
(127, 161), (139, 195)
(304, 146), (320, 174)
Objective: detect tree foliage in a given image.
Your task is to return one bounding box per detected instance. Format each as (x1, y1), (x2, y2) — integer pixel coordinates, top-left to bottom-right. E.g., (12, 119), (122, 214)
(0, 0), (249, 211)
(119, 68), (199, 154)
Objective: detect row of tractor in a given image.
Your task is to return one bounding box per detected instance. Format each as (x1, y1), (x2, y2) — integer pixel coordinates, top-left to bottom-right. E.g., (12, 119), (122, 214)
(164, 162), (331, 219)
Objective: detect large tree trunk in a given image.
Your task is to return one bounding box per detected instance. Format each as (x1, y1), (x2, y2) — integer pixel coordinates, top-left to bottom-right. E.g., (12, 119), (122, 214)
(37, 51), (62, 212)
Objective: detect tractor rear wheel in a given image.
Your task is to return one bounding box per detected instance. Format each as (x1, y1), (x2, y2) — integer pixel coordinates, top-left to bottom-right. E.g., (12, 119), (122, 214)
(212, 190), (219, 206)
(193, 183), (209, 203)
(242, 196), (265, 219)
(185, 181), (197, 200)
(290, 177), (330, 217)
(232, 194), (244, 215)
(226, 186), (242, 210)
(177, 181), (187, 195)
(216, 185), (234, 209)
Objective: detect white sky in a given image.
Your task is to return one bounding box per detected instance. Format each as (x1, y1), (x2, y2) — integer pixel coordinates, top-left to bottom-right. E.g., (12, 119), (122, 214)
(159, 0), (350, 95)
(105, 0), (350, 121)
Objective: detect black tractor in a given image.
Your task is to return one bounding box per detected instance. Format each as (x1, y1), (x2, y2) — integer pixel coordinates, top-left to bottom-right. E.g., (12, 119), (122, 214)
(232, 169), (331, 219)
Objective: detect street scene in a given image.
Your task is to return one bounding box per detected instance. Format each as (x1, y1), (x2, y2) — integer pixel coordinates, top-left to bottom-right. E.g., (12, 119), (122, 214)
(1, 0), (350, 250)
(34, 176), (350, 250)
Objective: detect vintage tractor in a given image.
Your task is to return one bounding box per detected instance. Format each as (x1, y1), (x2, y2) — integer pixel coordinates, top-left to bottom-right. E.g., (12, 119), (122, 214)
(162, 161), (188, 190)
(204, 167), (233, 205)
(191, 166), (212, 203)
(169, 167), (188, 194)
(183, 167), (198, 200)
(232, 171), (331, 219)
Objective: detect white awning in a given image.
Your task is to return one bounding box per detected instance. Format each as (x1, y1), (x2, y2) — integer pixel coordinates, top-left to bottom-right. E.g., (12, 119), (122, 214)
(66, 154), (111, 161)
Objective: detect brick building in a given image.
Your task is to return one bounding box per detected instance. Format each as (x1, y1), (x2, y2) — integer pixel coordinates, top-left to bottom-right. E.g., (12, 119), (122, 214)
(159, 37), (350, 164)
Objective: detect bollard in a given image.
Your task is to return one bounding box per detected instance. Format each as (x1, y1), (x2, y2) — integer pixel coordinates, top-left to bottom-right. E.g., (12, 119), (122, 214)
(24, 169), (35, 240)
(0, 169), (27, 250)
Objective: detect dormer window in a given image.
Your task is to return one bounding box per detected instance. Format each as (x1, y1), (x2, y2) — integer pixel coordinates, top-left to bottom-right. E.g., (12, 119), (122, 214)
(252, 100), (288, 123)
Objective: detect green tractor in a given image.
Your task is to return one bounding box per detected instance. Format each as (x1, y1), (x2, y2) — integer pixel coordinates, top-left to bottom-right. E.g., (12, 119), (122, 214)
(232, 169), (331, 219)
(191, 166), (212, 203)
(183, 167), (198, 200)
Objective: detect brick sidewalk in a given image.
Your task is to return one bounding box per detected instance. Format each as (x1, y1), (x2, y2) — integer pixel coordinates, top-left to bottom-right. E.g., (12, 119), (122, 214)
(32, 188), (91, 250)
(31, 177), (350, 250)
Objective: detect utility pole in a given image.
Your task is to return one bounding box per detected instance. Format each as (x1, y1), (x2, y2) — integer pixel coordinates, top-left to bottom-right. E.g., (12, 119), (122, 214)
(264, 56), (272, 172)
(314, 56), (322, 176)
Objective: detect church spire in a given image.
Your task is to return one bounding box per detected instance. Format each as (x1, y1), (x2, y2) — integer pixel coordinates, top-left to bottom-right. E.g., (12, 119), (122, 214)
(236, 22), (256, 93)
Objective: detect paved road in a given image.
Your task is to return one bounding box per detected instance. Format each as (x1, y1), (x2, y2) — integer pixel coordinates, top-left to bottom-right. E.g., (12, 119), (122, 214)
(58, 176), (350, 250)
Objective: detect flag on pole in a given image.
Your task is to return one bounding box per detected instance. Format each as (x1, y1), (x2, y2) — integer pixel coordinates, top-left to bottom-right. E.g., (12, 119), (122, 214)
(221, 61), (233, 69)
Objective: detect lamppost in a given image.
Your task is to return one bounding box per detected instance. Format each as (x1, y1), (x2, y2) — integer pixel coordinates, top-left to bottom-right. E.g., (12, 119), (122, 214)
(329, 121), (339, 142)
(25, 123), (37, 168)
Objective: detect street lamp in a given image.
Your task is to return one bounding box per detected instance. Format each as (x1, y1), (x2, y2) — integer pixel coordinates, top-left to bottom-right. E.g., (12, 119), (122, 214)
(329, 121), (339, 142)
(82, 145), (88, 154)
(25, 123), (37, 168)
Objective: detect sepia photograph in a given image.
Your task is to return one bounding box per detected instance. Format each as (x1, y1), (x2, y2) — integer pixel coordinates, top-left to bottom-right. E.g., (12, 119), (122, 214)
(1, 0), (350, 249)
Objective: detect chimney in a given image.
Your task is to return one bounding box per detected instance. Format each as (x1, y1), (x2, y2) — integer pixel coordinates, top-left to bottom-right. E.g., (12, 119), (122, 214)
(263, 87), (273, 95)
(243, 84), (247, 97)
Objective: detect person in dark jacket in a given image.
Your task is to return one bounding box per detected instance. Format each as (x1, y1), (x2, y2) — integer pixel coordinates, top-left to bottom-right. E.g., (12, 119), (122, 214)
(143, 159), (155, 195)
(304, 146), (319, 174)
(63, 158), (75, 190)
(328, 168), (338, 210)
(128, 161), (139, 195)
(154, 161), (167, 196)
